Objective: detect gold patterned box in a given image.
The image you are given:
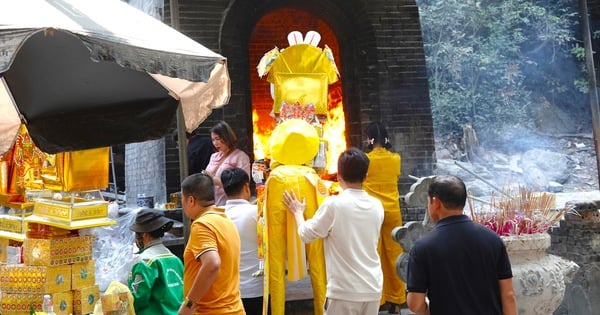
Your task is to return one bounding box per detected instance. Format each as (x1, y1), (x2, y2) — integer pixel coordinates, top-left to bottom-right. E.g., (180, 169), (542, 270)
(33, 196), (108, 223)
(23, 235), (93, 266)
(0, 292), (43, 315)
(0, 214), (26, 233)
(71, 260), (96, 290)
(73, 285), (100, 315)
(0, 237), (7, 263)
(0, 264), (72, 294)
(53, 291), (73, 315)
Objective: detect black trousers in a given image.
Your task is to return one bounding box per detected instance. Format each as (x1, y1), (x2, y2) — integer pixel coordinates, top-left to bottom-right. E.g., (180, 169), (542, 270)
(242, 296), (270, 315)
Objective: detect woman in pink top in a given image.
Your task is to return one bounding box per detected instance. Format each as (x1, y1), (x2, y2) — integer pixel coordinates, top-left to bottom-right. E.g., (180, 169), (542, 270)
(203, 121), (251, 206)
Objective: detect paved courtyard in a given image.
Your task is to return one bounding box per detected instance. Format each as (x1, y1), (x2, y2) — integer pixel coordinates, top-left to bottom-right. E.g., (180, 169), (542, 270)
(286, 277), (415, 314)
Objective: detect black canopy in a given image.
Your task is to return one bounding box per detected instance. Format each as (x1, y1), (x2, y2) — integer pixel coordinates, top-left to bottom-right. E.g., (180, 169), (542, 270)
(0, 0), (230, 154)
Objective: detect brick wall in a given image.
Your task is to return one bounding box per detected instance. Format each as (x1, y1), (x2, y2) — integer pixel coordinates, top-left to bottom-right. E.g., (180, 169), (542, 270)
(165, 0), (435, 194)
(125, 139), (167, 207)
(401, 204), (426, 223)
(549, 201), (600, 315)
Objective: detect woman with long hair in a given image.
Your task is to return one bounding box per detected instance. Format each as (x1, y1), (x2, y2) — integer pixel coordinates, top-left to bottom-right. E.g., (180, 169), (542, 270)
(363, 122), (406, 313)
(202, 121), (251, 206)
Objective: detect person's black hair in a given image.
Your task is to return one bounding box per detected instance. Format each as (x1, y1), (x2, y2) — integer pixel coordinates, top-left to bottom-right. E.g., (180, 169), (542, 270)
(171, 129), (193, 143)
(210, 121), (238, 150)
(337, 147), (370, 183)
(149, 226), (167, 238)
(221, 167), (249, 197)
(181, 173), (215, 206)
(365, 121), (392, 150)
(427, 175), (467, 210)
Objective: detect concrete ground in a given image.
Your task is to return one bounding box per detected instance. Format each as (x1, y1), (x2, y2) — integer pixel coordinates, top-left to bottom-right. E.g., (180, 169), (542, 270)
(285, 277), (416, 314)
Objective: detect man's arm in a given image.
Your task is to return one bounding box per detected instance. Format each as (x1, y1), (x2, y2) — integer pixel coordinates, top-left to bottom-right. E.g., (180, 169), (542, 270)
(128, 262), (155, 313)
(188, 250), (221, 300)
(406, 292), (430, 315)
(178, 250), (221, 315)
(499, 278), (517, 315)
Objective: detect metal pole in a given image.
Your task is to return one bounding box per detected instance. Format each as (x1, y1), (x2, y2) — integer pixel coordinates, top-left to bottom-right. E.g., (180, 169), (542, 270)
(580, 0), (600, 189)
(109, 147), (118, 199)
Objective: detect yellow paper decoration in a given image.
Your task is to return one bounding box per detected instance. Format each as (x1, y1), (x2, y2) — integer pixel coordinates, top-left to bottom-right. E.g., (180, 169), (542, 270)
(42, 147), (109, 192)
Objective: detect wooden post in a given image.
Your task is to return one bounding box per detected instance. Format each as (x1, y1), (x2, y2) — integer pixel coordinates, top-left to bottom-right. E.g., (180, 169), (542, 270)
(169, 0), (180, 31)
(176, 103), (191, 247)
(170, 1), (189, 246)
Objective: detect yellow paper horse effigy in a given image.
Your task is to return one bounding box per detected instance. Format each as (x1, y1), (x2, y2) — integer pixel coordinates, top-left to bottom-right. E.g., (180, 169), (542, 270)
(257, 31), (339, 315)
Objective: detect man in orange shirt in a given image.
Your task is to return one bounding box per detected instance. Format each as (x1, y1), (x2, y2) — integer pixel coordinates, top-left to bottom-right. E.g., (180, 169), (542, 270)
(178, 173), (245, 315)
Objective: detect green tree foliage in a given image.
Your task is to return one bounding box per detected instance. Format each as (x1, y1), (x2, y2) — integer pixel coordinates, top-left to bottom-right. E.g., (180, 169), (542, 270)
(417, 0), (584, 138)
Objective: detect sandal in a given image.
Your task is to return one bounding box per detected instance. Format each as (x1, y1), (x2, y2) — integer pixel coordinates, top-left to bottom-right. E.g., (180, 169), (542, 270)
(388, 303), (400, 314)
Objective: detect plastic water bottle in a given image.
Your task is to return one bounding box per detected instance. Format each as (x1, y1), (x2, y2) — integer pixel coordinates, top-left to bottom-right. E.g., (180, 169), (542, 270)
(42, 294), (56, 315)
(313, 140), (328, 174)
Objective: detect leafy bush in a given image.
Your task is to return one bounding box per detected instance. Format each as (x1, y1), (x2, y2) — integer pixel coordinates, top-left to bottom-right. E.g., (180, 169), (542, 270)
(417, 0), (585, 139)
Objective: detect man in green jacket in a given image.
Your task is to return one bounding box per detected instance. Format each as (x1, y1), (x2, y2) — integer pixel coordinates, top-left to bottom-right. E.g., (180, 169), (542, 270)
(128, 208), (184, 315)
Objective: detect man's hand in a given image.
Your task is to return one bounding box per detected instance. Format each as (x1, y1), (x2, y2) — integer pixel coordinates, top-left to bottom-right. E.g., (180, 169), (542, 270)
(178, 301), (194, 315)
(283, 189), (306, 215)
(407, 292), (430, 315)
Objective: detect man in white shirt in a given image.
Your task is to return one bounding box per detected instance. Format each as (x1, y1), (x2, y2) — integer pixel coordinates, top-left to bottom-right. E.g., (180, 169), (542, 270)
(283, 147), (384, 315)
(221, 167), (264, 315)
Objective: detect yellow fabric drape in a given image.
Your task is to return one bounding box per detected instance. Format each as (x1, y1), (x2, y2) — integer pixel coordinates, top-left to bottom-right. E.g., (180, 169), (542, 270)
(0, 144), (14, 194)
(42, 147), (109, 192)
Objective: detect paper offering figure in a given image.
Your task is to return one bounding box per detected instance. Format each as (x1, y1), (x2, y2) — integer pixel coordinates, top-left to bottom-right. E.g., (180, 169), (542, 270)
(256, 31), (340, 315)
(260, 119), (329, 315)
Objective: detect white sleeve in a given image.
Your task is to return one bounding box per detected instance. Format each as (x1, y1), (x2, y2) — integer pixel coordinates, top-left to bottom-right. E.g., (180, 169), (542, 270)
(297, 198), (335, 243)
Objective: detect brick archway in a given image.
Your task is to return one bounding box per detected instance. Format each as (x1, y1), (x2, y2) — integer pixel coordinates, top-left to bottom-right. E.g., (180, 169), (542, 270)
(173, 0), (435, 193)
(219, 0), (378, 148)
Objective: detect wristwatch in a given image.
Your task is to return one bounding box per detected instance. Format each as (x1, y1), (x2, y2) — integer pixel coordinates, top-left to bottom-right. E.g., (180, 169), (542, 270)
(183, 297), (195, 309)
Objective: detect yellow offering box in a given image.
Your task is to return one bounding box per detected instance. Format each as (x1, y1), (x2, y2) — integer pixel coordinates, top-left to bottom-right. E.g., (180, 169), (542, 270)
(0, 264), (72, 294)
(23, 235), (93, 266)
(0, 292), (43, 315)
(33, 191), (108, 223)
(73, 285), (100, 315)
(0, 214), (26, 234)
(53, 291), (73, 315)
(71, 260), (96, 290)
(0, 237), (7, 262)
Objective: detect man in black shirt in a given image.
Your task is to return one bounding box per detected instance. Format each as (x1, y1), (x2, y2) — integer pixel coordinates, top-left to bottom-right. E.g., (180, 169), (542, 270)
(173, 130), (214, 175)
(406, 175), (517, 315)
